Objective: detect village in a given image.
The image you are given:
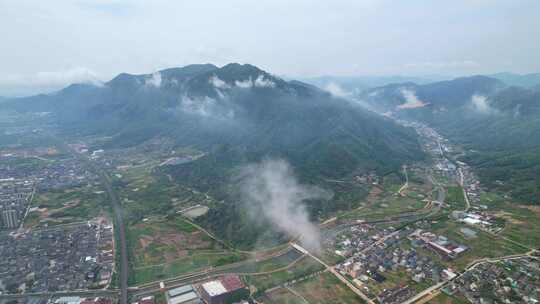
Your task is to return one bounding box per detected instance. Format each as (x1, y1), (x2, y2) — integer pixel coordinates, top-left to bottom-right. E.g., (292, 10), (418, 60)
(0, 217), (114, 294)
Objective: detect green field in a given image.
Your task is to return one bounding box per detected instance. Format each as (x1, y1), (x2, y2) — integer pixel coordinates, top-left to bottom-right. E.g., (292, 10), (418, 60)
(131, 252), (244, 284)
(430, 220), (528, 269)
(293, 272), (366, 304)
(25, 184), (109, 227)
(446, 186), (466, 210)
(428, 292), (470, 304)
(479, 192), (540, 248)
(127, 215), (246, 284)
(244, 256), (324, 293)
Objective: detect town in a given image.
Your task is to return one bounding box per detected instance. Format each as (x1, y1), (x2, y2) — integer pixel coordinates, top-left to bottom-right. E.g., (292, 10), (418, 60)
(0, 218), (114, 293)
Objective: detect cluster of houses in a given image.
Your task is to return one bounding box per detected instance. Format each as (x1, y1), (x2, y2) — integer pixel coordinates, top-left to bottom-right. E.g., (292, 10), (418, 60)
(0, 178), (33, 229)
(445, 258), (540, 304)
(0, 149), (98, 192)
(408, 229), (468, 260)
(0, 218), (114, 294)
(334, 224), (463, 303)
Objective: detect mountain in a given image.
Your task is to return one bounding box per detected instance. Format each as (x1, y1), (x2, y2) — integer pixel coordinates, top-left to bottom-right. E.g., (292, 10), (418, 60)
(2, 64), (423, 171)
(489, 72), (540, 88)
(299, 75), (443, 94)
(359, 75), (505, 113)
(1, 63), (425, 247)
(359, 76), (540, 204)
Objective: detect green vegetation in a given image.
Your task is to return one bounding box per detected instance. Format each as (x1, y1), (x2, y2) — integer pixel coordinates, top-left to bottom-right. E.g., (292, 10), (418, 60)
(428, 292), (470, 304)
(126, 215), (247, 284)
(430, 220), (528, 269)
(131, 252), (244, 284)
(479, 192), (540, 248)
(244, 256), (324, 293)
(259, 288), (306, 304)
(25, 184), (109, 228)
(446, 186), (466, 209)
(292, 272), (366, 304)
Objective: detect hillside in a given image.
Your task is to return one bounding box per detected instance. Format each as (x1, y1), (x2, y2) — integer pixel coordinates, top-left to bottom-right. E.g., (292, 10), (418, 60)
(1, 63), (425, 247)
(359, 77), (540, 204)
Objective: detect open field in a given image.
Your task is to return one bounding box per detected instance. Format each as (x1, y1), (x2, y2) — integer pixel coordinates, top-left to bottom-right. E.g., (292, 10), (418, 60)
(292, 271), (366, 304)
(339, 192), (427, 221)
(430, 219), (528, 269)
(115, 164), (215, 224)
(362, 267), (433, 297)
(446, 186), (466, 210)
(260, 288), (306, 304)
(24, 184), (108, 228)
(127, 215), (245, 284)
(427, 292), (470, 304)
(244, 256), (324, 293)
(479, 192), (540, 248)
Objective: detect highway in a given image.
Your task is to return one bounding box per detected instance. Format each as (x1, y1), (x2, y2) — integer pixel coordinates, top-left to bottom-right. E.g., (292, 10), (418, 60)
(60, 142), (129, 304)
(0, 289), (119, 301)
(130, 245), (298, 299)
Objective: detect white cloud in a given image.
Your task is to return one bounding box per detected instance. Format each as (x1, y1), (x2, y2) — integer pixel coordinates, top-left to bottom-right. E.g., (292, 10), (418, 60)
(254, 75), (275, 88)
(209, 75), (230, 89)
(324, 82), (349, 98)
(145, 72), (162, 88)
(398, 89), (426, 109)
(233, 74), (275, 89)
(235, 78), (253, 88)
(178, 95), (234, 119)
(238, 159), (332, 252)
(470, 94), (496, 114)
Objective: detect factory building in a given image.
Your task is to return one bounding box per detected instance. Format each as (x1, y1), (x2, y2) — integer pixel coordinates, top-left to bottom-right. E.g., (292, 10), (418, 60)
(199, 276), (247, 304)
(166, 285), (202, 304)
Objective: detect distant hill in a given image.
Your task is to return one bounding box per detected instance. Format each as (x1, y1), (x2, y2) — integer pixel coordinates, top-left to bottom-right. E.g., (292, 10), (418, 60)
(489, 72), (540, 88)
(1, 63), (425, 247)
(359, 76), (540, 204)
(299, 75), (444, 94)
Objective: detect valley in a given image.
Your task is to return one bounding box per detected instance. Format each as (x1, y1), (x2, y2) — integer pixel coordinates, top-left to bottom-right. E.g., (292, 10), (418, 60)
(1, 65), (539, 304)
(2, 106), (538, 304)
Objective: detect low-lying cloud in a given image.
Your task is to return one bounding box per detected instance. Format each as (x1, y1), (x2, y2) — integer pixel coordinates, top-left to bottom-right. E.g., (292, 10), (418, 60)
(324, 82), (350, 98)
(238, 159), (331, 252)
(209, 75), (231, 89)
(398, 89), (426, 109)
(178, 95), (235, 119)
(209, 74), (276, 90)
(145, 72), (162, 88)
(470, 94), (497, 115)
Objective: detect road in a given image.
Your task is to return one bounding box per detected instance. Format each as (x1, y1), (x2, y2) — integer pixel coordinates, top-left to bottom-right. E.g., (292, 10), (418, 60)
(130, 245), (298, 299)
(61, 143), (129, 304)
(402, 252), (538, 304)
(457, 168), (471, 212)
(290, 243), (375, 304)
(398, 165), (409, 195)
(0, 289), (119, 301)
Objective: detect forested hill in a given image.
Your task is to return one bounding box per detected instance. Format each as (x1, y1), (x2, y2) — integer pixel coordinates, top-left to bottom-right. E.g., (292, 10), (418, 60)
(1, 63), (426, 247)
(359, 76), (540, 204)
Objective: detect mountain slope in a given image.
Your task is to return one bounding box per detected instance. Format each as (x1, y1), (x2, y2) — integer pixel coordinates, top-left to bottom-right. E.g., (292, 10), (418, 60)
(360, 77), (540, 204)
(489, 72), (540, 88)
(1, 63), (426, 247)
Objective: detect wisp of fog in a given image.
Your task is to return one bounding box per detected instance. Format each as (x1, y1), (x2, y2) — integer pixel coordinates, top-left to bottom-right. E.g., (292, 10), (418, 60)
(238, 159), (331, 252)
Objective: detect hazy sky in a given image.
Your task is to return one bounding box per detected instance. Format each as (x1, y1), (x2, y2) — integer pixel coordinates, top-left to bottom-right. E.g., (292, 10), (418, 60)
(1, 0), (539, 96)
